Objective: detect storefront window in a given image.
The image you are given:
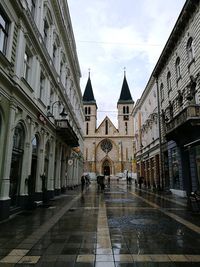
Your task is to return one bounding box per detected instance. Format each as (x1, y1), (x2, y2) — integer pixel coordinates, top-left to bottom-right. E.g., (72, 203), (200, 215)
(171, 148), (180, 189)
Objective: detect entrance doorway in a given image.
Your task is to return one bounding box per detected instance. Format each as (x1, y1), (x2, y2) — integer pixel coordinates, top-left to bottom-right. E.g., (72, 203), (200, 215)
(104, 165), (110, 176)
(29, 136), (39, 197)
(9, 123), (25, 207)
(102, 160), (111, 176)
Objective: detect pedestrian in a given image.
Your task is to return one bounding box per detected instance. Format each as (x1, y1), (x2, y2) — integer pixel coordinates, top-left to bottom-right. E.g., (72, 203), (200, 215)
(126, 170), (129, 184)
(81, 174), (86, 192)
(138, 176), (143, 189)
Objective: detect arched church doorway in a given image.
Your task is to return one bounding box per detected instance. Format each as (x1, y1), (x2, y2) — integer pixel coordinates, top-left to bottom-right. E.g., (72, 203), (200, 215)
(9, 123), (25, 207)
(102, 160), (111, 176)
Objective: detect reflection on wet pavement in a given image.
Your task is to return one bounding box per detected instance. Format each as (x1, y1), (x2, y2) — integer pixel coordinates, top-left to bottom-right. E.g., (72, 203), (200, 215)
(0, 180), (200, 266)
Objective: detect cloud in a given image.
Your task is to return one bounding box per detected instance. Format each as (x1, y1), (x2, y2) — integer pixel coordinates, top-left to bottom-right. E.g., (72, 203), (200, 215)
(68, 0), (186, 127)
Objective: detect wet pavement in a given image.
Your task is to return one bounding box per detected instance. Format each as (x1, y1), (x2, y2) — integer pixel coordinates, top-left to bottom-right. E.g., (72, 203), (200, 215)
(0, 180), (200, 266)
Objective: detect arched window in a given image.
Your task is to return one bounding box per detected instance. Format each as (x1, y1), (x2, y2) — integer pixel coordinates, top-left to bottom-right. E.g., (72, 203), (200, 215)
(126, 106), (129, 114)
(105, 120), (108, 135)
(32, 136), (38, 155)
(86, 123), (89, 135)
(187, 37), (194, 64)
(160, 83), (164, 101)
(123, 106), (126, 114)
(167, 71), (172, 92)
(13, 123), (25, 150)
(10, 123), (25, 205)
(175, 57), (181, 80)
(88, 107), (91, 115)
(85, 107), (87, 115)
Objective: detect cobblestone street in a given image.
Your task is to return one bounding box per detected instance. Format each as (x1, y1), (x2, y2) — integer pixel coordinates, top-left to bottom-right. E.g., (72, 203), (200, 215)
(0, 180), (200, 267)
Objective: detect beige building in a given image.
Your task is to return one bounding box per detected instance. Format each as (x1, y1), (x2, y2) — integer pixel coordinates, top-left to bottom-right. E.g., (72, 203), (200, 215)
(83, 73), (135, 178)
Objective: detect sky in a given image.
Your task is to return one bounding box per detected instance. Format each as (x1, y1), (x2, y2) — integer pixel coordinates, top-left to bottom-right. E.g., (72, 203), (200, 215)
(67, 0), (186, 127)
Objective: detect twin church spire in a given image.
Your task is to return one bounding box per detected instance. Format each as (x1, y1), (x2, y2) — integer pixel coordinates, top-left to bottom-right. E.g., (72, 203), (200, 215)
(82, 70), (133, 105)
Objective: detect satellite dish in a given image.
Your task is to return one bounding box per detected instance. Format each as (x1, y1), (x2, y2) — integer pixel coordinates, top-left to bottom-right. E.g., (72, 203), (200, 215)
(68, 159), (73, 165)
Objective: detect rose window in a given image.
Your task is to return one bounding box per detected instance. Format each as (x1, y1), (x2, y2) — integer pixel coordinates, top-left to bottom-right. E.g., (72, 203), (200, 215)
(101, 139), (113, 154)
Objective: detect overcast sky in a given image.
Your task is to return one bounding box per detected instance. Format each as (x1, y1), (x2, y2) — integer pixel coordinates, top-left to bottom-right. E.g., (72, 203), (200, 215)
(68, 0), (186, 127)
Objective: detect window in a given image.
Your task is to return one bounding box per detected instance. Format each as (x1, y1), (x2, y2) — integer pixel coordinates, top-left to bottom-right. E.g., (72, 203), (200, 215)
(23, 50), (31, 81)
(0, 10), (9, 55)
(105, 120), (108, 135)
(167, 71), (172, 92)
(175, 57), (181, 80)
(86, 123), (89, 135)
(39, 72), (45, 101)
(160, 83), (164, 101)
(85, 107), (87, 115)
(31, 0), (36, 17)
(101, 139), (113, 153)
(123, 105), (129, 120)
(86, 148), (88, 161)
(88, 107), (91, 115)
(53, 44), (57, 65)
(43, 19), (49, 47)
(187, 37), (194, 64)
(125, 122), (128, 135)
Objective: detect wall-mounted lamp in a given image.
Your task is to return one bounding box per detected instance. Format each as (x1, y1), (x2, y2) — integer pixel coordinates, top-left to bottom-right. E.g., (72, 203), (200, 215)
(59, 108), (68, 118)
(47, 101), (67, 119)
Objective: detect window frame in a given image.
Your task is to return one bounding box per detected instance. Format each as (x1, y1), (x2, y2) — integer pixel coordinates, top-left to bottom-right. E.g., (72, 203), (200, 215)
(39, 71), (45, 101)
(187, 37), (195, 65)
(175, 57), (181, 80)
(0, 9), (9, 55)
(167, 71), (172, 93)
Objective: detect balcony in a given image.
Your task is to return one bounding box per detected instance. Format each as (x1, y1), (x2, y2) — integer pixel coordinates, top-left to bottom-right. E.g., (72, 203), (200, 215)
(165, 104), (200, 141)
(56, 119), (79, 147)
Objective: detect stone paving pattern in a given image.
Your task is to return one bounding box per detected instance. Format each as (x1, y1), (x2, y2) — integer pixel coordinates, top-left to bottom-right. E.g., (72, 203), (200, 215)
(0, 180), (200, 266)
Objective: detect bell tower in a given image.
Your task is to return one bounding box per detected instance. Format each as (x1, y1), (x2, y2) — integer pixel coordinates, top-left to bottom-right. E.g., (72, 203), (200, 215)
(82, 71), (97, 136)
(117, 70), (134, 136)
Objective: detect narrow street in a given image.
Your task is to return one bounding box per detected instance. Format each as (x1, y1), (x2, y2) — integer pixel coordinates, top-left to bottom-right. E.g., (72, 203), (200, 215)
(0, 180), (200, 267)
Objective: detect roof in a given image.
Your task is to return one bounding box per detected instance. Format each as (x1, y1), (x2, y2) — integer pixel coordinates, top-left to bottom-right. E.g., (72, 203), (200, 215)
(82, 76), (96, 105)
(117, 75), (134, 105)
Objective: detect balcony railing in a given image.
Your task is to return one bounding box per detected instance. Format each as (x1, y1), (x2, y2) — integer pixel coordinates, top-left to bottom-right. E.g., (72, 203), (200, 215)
(165, 104), (200, 134)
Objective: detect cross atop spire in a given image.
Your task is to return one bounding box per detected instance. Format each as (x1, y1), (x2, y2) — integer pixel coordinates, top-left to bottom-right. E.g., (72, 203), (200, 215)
(124, 67), (126, 77)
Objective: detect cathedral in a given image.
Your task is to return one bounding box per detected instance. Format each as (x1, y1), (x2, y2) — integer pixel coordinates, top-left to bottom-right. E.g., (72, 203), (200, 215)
(83, 73), (135, 178)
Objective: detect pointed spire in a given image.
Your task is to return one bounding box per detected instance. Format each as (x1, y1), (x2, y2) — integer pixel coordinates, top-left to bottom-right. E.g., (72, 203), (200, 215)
(118, 70), (133, 105)
(83, 70), (97, 106)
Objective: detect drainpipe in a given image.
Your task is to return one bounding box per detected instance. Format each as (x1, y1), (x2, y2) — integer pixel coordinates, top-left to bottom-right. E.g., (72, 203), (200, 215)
(155, 77), (163, 190)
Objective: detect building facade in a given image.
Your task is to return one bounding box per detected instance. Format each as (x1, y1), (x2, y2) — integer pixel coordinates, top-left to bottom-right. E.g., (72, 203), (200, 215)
(133, 76), (161, 189)
(83, 73), (135, 178)
(134, 0), (200, 196)
(0, 0), (84, 220)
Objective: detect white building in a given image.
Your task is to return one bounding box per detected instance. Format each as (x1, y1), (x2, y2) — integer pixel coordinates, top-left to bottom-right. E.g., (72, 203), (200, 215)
(0, 0), (84, 220)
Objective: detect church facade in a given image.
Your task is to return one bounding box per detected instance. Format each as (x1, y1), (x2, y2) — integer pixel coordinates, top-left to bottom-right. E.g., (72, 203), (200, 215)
(83, 74), (135, 178)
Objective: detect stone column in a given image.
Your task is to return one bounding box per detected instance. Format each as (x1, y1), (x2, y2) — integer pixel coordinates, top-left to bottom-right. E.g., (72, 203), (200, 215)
(0, 103), (16, 220)
(55, 143), (62, 194)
